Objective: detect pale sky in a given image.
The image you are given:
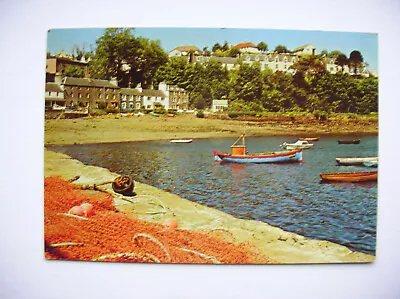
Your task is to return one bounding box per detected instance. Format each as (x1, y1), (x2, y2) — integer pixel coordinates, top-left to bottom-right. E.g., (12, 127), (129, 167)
(47, 27), (378, 72)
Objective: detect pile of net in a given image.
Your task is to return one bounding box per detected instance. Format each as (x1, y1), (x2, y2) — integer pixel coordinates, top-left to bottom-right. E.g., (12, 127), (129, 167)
(44, 176), (273, 264)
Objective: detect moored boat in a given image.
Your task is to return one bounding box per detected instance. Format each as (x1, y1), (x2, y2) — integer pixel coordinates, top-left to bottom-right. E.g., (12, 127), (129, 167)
(214, 133), (303, 163)
(299, 137), (320, 141)
(320, 171), (377, 182)
(338, 139), (360, 144)
(170, 139), (193, 143)
(214, 149), (303, 163)
(336, 157), (378, 167)
(280, 140), (314, 150)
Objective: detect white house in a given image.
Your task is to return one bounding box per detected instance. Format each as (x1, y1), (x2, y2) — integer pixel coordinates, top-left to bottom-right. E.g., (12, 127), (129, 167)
(45, 82), (65, 110)
(233, 42), (259, 53)
(195, 56), (239, 71)
(120, 83), (190, 112)
(292, 44), (316, 56)
(159, 83), (189, 110)
(212, 99), (228, 113)
(169, 45), (201, 57)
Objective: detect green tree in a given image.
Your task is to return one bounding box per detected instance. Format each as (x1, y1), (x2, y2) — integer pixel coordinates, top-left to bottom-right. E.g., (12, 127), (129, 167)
(204, 59), (230, 99)
(320, 49), (328, 56)
(257, 42), (268, 52)
(230, 62), (263, 103)
(222, 41), (230, 51)
(335, 54), (348, 72)
(327, 50), (344, 58)
(64, 65), (85, 78)
(274, 45), (289, 53)
(228, 47), (241, 57)
(153, 56), (188, 87)
(262, 71), (296, 111)
(349, 50), (364, 75)
(212, 43), (222, 53)
(89, 28), (168, 88)
(290, 54), (326, 77)
(309, 72), (359, 113)
(355, 76), (378, 113)
(203, 47), (211, 56)
(128, 38), (168, 87)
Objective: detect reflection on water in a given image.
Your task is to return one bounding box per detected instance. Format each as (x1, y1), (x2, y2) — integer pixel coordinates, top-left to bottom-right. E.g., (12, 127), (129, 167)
(48, 135), (378, 255)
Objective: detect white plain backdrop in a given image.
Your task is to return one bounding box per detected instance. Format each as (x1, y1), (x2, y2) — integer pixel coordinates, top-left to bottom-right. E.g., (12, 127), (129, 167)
(1, 0), (399, 298)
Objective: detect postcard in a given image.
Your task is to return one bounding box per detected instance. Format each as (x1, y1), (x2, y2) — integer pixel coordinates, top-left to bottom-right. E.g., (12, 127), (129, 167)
(44, 27), (378, 264)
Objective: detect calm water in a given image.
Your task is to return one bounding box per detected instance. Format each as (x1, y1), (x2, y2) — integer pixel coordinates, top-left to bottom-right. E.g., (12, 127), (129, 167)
(48, 135), (378, 255)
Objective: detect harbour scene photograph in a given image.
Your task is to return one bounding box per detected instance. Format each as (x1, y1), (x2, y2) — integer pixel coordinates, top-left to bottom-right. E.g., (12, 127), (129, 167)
(44, 26), (378, 265)
(4, 0), (400, 298)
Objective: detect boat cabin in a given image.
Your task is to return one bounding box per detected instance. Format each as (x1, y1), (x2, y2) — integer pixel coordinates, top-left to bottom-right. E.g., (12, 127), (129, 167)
(230, 133), (247, 155)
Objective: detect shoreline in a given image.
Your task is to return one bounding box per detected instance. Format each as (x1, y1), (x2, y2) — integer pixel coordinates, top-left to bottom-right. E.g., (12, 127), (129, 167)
(44, 148), (375, 263)
(45, 131), (378, 147)
(44, 113), (378, 146)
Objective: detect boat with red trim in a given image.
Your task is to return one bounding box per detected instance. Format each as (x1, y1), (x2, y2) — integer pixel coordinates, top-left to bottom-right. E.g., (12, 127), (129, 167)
(213, 133), (303, 164)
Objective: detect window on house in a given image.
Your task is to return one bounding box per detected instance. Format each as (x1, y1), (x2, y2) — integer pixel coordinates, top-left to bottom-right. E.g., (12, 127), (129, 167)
(106, 95), (109, 99)
(86, 94), (90, 98)
(99, 94), (102, 99)
(78, 93), (82, 98)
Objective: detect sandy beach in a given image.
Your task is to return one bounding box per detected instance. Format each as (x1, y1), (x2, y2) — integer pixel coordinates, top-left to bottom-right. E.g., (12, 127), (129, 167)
(44, 113), (377, 263)
(45, 113), (378, 145)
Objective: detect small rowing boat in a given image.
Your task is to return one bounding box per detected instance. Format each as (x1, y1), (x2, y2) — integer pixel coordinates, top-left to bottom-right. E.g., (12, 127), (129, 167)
(320, 171), (377, 182)
(299, 137), (320, 141)
(170, 139), (193, 143)
(336, 157), (378, 167)
(214, 133), (303, 163)
(338, 139), (360, 144)
(280, 140), (314, 150)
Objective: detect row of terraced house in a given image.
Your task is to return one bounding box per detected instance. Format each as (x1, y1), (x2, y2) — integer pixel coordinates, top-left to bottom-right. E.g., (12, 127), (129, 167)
(45, 75), (190, 115)
(170, 43), (372, 75)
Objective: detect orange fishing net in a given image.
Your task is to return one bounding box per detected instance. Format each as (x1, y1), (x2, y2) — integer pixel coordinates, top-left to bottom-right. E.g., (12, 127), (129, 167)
(44, 176), (273, 264)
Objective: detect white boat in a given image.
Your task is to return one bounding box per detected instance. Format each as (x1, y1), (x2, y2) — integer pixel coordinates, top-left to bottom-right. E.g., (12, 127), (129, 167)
(280, 140), (313, 150)
(170, 139), (193, 143)
(336, 157), (378, 167)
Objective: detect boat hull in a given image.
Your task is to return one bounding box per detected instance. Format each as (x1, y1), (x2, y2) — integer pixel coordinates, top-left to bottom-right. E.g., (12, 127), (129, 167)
(336, 157), (378, 167)
(320, 171), (377, 182)
(214, 150), (303, 164)
(170, 139), (193, 143)
(338, 139), (360, 144)
(283, 144), (313, 150)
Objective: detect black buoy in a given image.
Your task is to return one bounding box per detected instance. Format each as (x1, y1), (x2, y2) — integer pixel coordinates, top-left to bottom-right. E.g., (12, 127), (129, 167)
(112, 176), (135, 196)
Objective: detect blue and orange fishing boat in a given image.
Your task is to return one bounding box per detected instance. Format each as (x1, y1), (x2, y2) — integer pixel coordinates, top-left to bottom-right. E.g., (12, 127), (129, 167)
(213, 133), (303, 164)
